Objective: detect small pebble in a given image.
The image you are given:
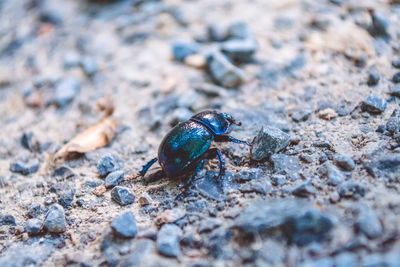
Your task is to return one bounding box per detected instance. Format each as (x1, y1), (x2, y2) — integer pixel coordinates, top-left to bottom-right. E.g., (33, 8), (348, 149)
(318, 108), (338, 120)
(206, 51), (245, 88)
(368, 10), (390, 38)
(333, 154), (355, 171)
(55, 78), (81, 107)
(392, 60), (400, 69)
(111, 186), (135, 206)
(25, 218), (42, 236)
(111, 211), (138, 238)
(172, 42), (199, 61)
(43, 204), (67, 233)
(271, 174), (286, 186)
(27, 204), (41, 218)
(80, 56), (98, 76)
(105, 170), (124, 189)
(97, 154), (122, 176)
(157, 224), (182, 258)
(250, 126), (290, 161)
(220, 38), (257, 63)
(10, 159), (39, 175)
(367, 68), (380, 86)
(357, 210), (382, 239)
(360, 95), (387, 114)
(393, 72), (400, 83)
(138, 193), (152, 207)
(292, 181), (316, 197)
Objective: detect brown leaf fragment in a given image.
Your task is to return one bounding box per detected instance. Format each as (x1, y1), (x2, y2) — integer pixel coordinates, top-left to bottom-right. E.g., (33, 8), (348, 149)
(54, 117), (117, 159)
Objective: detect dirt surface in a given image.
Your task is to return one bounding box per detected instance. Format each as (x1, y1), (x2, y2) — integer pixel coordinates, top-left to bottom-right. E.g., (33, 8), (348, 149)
(1, 0), (400, 266)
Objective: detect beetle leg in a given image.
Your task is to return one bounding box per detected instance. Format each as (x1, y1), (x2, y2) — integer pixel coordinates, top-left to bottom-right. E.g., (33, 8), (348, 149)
(203, 148), (226, 178)
(177, 160), (204, 189)
(214, 135), (251, 146)
(140, 157), (158, 176)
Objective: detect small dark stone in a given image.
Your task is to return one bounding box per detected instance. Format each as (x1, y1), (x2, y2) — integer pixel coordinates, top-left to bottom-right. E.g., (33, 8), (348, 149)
(389, 84), (400, 97)
(0, 214), (16, 226)
(360, 95), (387, 114)
(357, 210), (382, 239)
(206, 229), (235, 259)
(111, 186), (135, 206)
(228, 21), (252, 39)
(111, 211), (138, 238)
(333, 154), (355, 171)
(43, 204), (67, 233)
(80, 56), (98, 76)
(386, 109), (400, 134)
(10, 159), (39, 175)
(368, 10), (390, 38)
(313, 140), (333, 149)
(291, 181), (316, 197)
(367, 68), (380, 86)
(55, 78), (81, 107)
(25, 218), (42, 236)
(105, 170), (124, 189)
(157, 224), (182, 258)
(392, 60), (400, 69)
(58, 186), (76, 208)
(207, 24), (230, 42)
(220, 38), (257, 63)
(376, 125), (386, 133)
(271, 174), (286, 186)
(291, 109), (311, 122)
(338, 180), (368, 199)
(172, 42), (199, 61)
(299, 154), (313, 164)
(97, 154), (123, 176)
(199, 219), (221, 233)
(27, 203), (41, 218)
(393, 72), (400, 83)
(21, 132), (37, 151)
(53, 166), (77, 180)
(250, 126), (290, 161)
(206, 51), (245, 88)
(84, 180), (103, 188)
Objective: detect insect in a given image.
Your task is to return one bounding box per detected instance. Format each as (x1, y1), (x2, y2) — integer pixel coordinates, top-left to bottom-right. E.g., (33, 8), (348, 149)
(140, 110), (250, 186)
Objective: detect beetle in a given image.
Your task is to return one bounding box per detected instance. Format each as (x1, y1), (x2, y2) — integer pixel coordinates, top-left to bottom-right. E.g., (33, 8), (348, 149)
(140, 110), (250, 185)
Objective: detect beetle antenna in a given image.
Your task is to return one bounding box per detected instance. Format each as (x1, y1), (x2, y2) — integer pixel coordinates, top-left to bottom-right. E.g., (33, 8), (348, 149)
(224, 113), (242, 126)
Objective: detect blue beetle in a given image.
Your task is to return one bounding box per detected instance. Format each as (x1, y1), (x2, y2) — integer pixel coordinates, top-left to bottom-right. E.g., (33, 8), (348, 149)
(140, 110), (249, 184)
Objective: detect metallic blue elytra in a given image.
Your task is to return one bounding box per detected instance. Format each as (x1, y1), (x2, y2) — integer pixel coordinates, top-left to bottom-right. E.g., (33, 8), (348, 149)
(140, 110), (249, 182)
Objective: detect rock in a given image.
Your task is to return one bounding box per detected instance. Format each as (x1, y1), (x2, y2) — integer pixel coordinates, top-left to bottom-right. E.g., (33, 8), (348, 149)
(25, 218), (42, 236)
(111, 211), (138, 238)
(207, 24), (230, 42)
(338, 180), (368, 199)
(54, 78), (81, 107)
(172, 42), (199, 61)
(138, 193), (152, 207)
(250, 126), (290, 161)
(111, 186), (135, 206)
(58, 186), (76, 208)
(220, 38), (257, 63)
(10, 158), (39, 175)
(97, 154), (123, 176)
(207, 229), (235, 259)
(291, 109), (312, 122)
(326, 163), (345, 185)
(80, 56), (98, 76)
(53, 165), (77, 180)
(105, 170), (125, 189)
(318, 108), (338, 120)
(368, 10), (390, 38)
(386, 110), (400, 134)
(270, 154), (301, 178)
(367, 67), (380, 86)
(199, 218), (221, 233)
(333, 154), (355, 171)
(119, 239), (155, 266)
(389, 84), (400, 97)
(271, 174), (286, 186)
(63, 51), (80, 69)
(0, 214), (16, 226)
(192, 170), (237, 201)
(234, 199), (334, 245)
(206, 51), (245, 88)
(392, 60), (400, 69)
(360, 95), (387, 114)
(43, 204), (67, 233)
(157, 224), (182, 258)
(39, 0), (65, 25)
(27, 203), (41, 218)
(357, 210), (382, 239)
(334, 253), (358, 267)
(291, 181), (316, 197)
(239, 179), (271, 195)
(234, 168), (262, 182)
(228, 21), (252, 39)
(0, 242), (55, 267)
(393, 72), (400, 83)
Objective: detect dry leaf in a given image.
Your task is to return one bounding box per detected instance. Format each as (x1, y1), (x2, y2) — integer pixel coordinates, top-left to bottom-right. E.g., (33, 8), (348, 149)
(54, 96), (117, 159)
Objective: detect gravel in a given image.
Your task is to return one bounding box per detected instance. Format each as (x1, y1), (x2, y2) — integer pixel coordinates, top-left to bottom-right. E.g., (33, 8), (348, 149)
(105, 170), (124, 189)
(157, 224), (183, 258)
(250, 126), (290, 161)
(25, 218), (42, 236)
(43, 204), (67, 233)
(361, 95), (387, 114)
(111, 186), (135, 206)
(111, 211), (138, 238)
(206, 51), (245, 88)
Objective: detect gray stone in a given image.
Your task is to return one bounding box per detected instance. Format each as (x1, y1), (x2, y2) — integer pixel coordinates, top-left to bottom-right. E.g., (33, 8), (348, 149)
(111, 186), (135, 206)
(111, 211), (138, 238)
(172, 42), (199, 61)
(239, 179), (271, 195)
(338, 180), (368, 199)
(234, 168), (263, 182)
(157, 224), (182, 258)
(119, 239), (155, 267)
(0, 214), (16, 226)
(291, 109), (312, 122)
(43, 204), (67, 233)
(234, 199), (334, 245)
(97, 154), (123, 176)
(389, 84), (400, 97)
(386, 109), (400, 134)
(368, 11), (390, 38)
(357, 210), (382, 239)
(361, 94), (387, 114)
(292, 180), (316, 197)
(63, 51), (80, 69)
(228, 21), (252, 39)
(10, 159), (39, 175)
(80, 56), (98, 76)
(27, 203), (41, 218)
(25, 218), (42, 236)
(206, 51), (245, 88)
(334, 253), (358, 267)
(250, 126), (290, 161)
(270, 154), (300, 177)
(55, 78), (81, 107)
(0, 242), (54, 267)
(271, 174), (286, 186)
(221, 38), (257, 63)
(367, 67), (380, 86)
(333, 154), (355, 171)
(326, 163), (345, 185)
(105, 170), (125, 189)
(192, 170), (237, 201)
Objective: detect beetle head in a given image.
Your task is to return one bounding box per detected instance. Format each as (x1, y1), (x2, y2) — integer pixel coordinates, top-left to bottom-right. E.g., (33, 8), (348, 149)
(191, 110), (242, 135)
